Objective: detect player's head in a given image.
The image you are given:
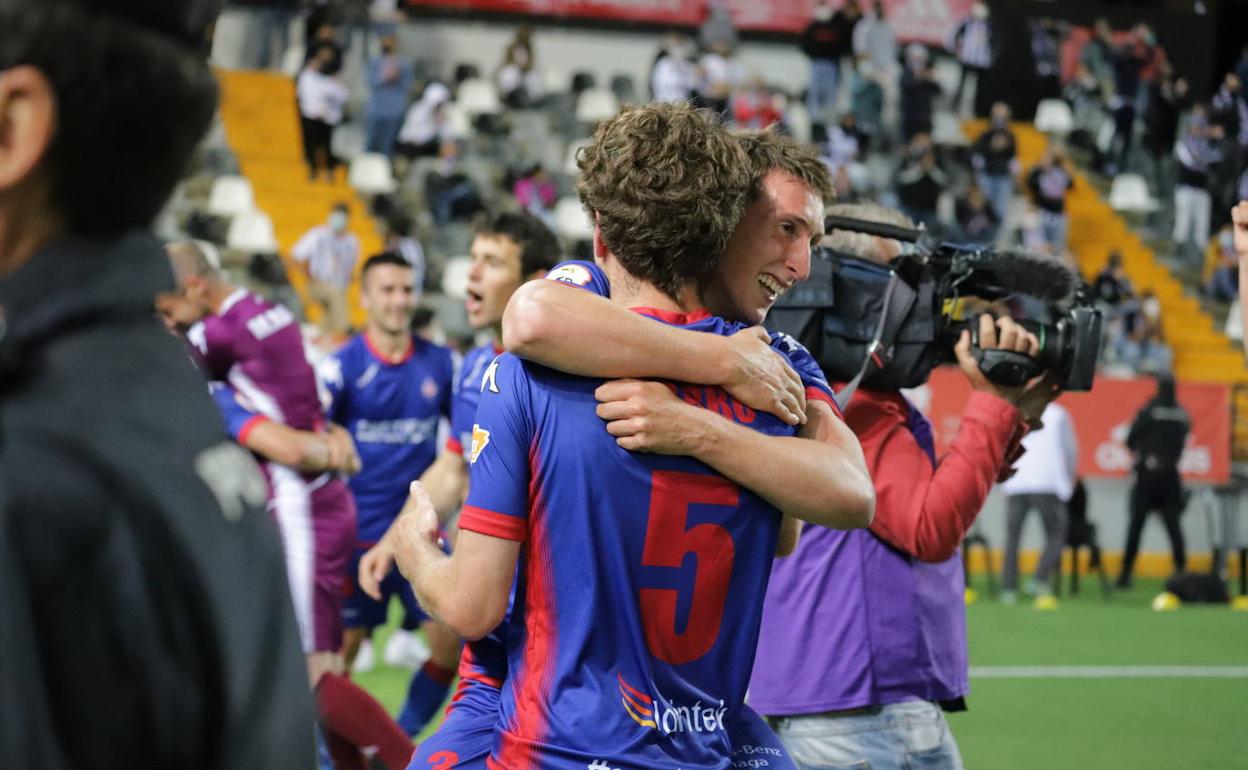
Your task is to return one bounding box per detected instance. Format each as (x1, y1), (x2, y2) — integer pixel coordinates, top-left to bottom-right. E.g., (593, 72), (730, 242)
(576, 103), (751, 303)
(703, 130), (832, 325)
(466, 210), (561, 332)
(360, 252), (415, 336)
(156, 239), (224, 333)
(0, 0), (220, 261)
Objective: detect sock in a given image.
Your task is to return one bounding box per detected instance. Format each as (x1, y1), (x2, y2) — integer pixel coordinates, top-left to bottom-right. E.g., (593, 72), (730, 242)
(397, 659), (456, 736)
(315, 672), (415, 770)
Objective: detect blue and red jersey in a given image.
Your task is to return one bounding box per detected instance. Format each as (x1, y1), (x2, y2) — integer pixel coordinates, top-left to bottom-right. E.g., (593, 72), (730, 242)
(459, 300), (834, 770)
(449, 342), (501, 460)
(320, 332), (454, 545)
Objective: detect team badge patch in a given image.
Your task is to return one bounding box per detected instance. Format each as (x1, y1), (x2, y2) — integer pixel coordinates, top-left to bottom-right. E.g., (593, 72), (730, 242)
(469, 424), (491, 464)
(421, 376), (439, 400)
(546, 263), (593, 287)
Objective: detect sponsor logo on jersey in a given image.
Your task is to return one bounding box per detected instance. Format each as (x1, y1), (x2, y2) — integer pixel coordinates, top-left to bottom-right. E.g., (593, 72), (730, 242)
(469, 424), (491, 464)
(354, 416), (438, 445)
(547, 263), (594, 287)
(618, 673), (726, 737)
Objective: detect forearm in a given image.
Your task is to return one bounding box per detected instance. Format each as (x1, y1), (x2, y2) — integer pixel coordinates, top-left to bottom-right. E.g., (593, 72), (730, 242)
(418, 450), (469, 522)
(691, 409), (874, 529)
(404, 542), (491, 640)
(503, 281), (731, 385)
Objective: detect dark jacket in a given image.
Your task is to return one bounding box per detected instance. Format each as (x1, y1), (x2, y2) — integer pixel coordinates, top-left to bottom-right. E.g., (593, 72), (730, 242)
(801, 14), (856, 61)
(0, 233), (315, 770)
(1126, 396), (1190, 475)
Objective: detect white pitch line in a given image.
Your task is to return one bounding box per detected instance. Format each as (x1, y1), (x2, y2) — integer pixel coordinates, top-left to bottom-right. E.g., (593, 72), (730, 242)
(970, 666), (1248, 678)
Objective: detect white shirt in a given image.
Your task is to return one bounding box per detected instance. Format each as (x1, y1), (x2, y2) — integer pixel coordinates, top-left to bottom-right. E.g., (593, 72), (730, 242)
(1001, 403), (1079, 501)
(698, 52), (743, 98)
(292, 224), (359, 288)
(296, 68), (350, 125)
(398, 94), (448, 146)
(651, 55), (695, 103)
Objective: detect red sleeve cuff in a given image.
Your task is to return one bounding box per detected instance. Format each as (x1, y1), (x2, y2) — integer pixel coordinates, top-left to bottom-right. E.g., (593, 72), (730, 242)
(237, 415), (269, 446)
(459, 505), (527, 542)
(806, 386), (842, 419)
(445, 436), (463, 456)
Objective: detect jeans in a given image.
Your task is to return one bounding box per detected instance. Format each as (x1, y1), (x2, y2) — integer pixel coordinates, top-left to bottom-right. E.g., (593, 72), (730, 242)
(774, 700), (964, 770)
(808, 58), (840, 125)
(364, 112), (404, 157)
(976, 172), (1013, 226)
(1172, 185), (1211, 249)
(1039, 210), (1068, 252)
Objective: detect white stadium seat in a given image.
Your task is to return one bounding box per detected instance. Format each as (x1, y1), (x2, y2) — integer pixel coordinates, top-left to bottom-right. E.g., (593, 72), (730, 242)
(207, 175), (255, 218)
(226, 210), (278, 253)
(554, 196), (594, 242)
(348, 153), (396, 195)
(575, 88), (619, 124)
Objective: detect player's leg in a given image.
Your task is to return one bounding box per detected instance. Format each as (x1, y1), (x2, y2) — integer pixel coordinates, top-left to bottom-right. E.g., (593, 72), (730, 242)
(385, 578), (433, 670)
(398, 612), (461, 736)
(341, 547), (390, 669)
(405, 679), (500, 770)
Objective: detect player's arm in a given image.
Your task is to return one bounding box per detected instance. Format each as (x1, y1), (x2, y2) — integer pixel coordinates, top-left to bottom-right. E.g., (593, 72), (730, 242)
(503, 279), (807, 425)
(391, 483), (517, 640)
(776, 515), (802, 557)
(241, 420), (359, 474)
(595, 380), (874, 530)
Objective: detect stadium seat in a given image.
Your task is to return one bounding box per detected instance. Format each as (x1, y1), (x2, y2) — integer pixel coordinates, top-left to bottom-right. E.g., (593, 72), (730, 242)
(348, 153), (396, 195)
(575, 88), (619, 125)
(610, 73), (638, 104)
(457, 78), (502, 117)
(1034, 99), (1074, 137)
(542, 68), (569, 96)
(1108, 173), (1160, 214)
(440, 255), (471, 299)
(931, 110), (969, 146)
(226, 210), (278, 253)
(554, 196), (594, 242)
(280, 45), (305, 77)
(207, 175), (255, 218)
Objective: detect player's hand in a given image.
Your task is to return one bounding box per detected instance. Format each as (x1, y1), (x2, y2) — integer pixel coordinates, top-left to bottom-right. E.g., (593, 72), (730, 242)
(720, 327), (806, 426)
(326, 424), (362, 475)
(954, 314), (1041, 405)
(392, 481), (441, 582)
(595, 379), (708, 456)
(1232, 201), (1248, 261)
(1014, 370), (1063, 431)
(358, 540), (395, 601)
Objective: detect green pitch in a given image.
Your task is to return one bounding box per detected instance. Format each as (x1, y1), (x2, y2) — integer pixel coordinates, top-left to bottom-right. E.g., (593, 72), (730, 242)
(360, 578), (1248, 766)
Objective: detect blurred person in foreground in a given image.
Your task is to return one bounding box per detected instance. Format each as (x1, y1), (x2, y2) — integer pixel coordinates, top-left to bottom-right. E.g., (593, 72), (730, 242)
(0, 0), (313, 767)
(750, 203), (1060, 770)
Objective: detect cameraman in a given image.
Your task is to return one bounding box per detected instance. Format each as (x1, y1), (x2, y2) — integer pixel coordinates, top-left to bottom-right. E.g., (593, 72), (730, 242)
(750, 203), (1060, 770)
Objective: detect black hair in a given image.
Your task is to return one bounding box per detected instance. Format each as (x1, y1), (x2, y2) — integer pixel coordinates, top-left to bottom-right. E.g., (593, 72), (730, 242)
(0, 0), (219, 237)
(472, 210), (562, 276)
(361, 251), (411, 281)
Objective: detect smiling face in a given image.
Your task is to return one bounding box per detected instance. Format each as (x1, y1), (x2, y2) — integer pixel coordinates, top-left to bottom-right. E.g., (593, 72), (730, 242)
(465, 233), (525, 331)
(703, 170), (825, 325)
(361, 262), (415, 336)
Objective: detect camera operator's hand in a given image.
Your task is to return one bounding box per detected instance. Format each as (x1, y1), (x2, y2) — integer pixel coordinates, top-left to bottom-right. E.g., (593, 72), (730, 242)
(1014, 371), (1063, 431)
(955, 314), (1040, 405)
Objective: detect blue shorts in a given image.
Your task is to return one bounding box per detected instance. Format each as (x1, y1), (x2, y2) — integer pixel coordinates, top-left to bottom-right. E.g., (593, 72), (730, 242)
(342, 548), (427, 630)
(406, 676), (499, 770)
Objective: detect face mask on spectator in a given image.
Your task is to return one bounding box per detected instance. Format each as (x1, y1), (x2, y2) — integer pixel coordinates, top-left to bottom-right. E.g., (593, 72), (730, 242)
(329, 211), (348, 232)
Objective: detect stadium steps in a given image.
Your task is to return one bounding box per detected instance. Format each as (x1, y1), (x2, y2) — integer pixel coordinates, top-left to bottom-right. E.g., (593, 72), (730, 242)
(965, 119), (1248, 386)
(216, 70), (383, 332)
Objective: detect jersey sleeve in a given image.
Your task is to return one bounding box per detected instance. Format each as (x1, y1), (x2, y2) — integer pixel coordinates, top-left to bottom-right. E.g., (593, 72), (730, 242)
(544, 260), (611, 298)
(459, 354), (535, 542)
(769, 332), (840, 418)
(317, 350), (348, 423)
(210, 383), (268, 446)
(447, 353), (480, 458)
(186, 319), (234, 381)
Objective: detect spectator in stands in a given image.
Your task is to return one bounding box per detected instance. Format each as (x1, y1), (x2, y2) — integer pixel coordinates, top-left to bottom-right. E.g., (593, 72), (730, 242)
(424, 140), (485, 226)
(1143, 67), (1187, 188)
(950, 2), (995, 118)
(1117, 292), (1172, 375)
(1080, 18), (1116, 104)
(852, 0), (898, 130)
(955, 183), (1000, 245)
(1212, 72), (1247, 154)
(496, 27), (544, 109)
(293, 203), (360, 335)
(1026, 145), (1075, 253)
(698, 0), (737, 51)
(1000, 402), (1078, 608)
(1029, 17), (1064, 102)
(303, 17), (344, 75)
(971, 102), (1018, 231)
(851, 60), (885, 138)
(1172, 108), (1223, 258)
(1065, 61), (1109, 140)
(1117, 375), (1190, 588)
(241, 0), (301, 70)
(513, 164), (557, 227)
(900, 44), (940, 141)
(1204, 225), (1238, 302)
(1104, 25), (1150, 175)
(824, 112), (866, 168)
(895, 133), (947, 229)
(365, 33), (413, 157)
(383, 216), (426, 295)
(801, 0), (858, 124)
(297, 44), (350, 182)
(733, 76), (784, 130)
(1093, 250), (1135, 309)
(650, 32), (697, 104)
(395, 81), (451, 173)
(696, 40), (743, 118)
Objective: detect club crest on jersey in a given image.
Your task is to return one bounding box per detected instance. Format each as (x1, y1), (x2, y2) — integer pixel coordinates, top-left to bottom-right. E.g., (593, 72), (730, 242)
(421, 376), (439, 400)
(469, 424), (491, 464)
(617, 673), (726, 737)
(546, 263), (593, 287)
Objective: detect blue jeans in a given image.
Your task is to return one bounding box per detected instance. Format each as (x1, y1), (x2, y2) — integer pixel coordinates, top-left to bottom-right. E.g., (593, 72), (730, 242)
(808, 58), (840, 124)
(773, 700), (964, 770)
(976, 172), (1013, 225)
(364, 112), (404, 157)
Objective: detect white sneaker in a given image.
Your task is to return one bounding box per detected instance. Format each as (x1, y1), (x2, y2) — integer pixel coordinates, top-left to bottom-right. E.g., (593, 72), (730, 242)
(384, 629), (432, 670)
(352, 638), (376, 674)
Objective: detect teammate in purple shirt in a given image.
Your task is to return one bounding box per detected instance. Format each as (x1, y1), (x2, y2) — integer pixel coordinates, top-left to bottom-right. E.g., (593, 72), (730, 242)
(392, 107), (873, 770)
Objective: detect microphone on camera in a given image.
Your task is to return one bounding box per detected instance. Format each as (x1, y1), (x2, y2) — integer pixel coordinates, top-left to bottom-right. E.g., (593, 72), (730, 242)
(972, 248), (1079, 303)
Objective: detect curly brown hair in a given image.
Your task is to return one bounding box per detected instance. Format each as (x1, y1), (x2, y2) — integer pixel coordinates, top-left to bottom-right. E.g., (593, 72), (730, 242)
(576, 103), (751, 301)
(735, 129), (836, 205)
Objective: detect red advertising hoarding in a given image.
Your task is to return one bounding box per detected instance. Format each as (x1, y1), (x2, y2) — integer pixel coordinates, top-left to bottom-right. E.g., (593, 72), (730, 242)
(917, 368), (1232, 484)
(404, 0), (975, 45)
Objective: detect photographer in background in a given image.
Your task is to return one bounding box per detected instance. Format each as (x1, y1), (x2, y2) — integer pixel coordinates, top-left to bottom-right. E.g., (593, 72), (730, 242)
(751, 203), (1062, 770)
